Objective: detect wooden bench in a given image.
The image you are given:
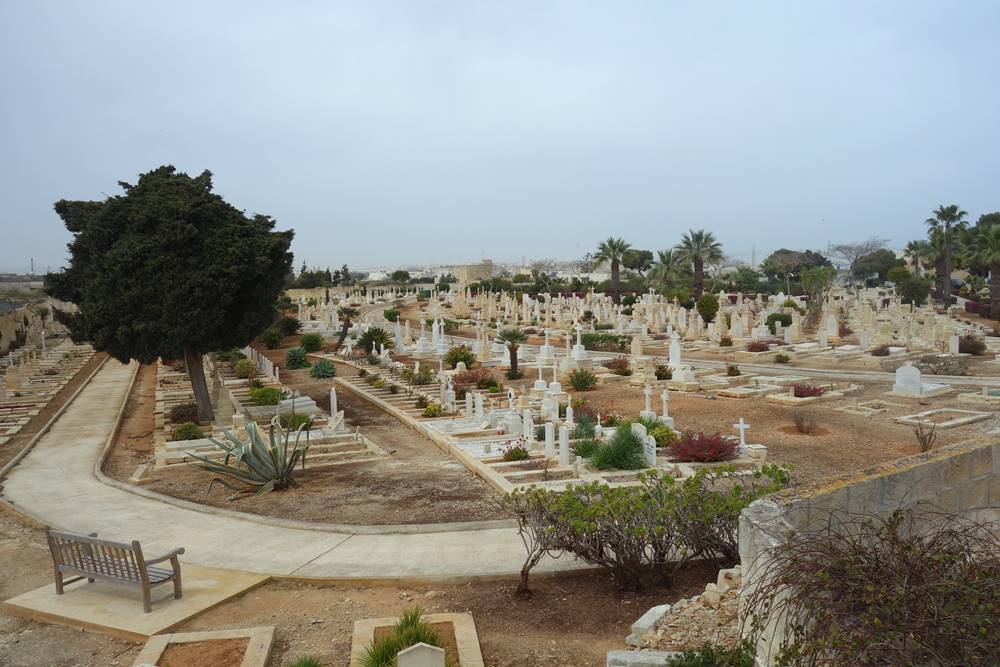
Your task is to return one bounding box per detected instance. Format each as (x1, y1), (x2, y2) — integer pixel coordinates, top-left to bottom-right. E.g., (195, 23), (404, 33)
(44, 527), (185, 613)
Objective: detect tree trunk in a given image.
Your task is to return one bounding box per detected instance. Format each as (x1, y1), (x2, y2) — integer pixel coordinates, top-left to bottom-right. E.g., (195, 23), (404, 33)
(183, 346), (215, 422)
(935, 257), (947, 301)
(991, 261), (1000, 320)
(612, 259), (620, 304)
(510, 346), (519, 376)
(943, 225), (953, 302)
(333, 319), (351, 351)
(693, 258), (704, 299)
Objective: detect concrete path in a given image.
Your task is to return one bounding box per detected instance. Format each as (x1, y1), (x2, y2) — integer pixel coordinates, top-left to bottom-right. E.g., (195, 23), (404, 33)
(1, 360), (568, 580)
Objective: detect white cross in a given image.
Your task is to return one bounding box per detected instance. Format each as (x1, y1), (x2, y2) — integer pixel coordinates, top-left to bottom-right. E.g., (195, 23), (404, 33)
(733, 417), (750, 447)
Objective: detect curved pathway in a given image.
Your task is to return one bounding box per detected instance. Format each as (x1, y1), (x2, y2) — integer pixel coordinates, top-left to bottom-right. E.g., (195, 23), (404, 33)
(1, 360), (571, 580)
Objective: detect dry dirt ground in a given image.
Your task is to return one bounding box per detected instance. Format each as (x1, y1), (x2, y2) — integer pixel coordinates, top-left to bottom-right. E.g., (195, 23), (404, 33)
(0, 502), (716, 667)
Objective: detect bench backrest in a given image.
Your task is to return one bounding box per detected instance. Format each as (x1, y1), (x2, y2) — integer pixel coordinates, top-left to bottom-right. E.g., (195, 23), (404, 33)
(45, 529), (147, 582)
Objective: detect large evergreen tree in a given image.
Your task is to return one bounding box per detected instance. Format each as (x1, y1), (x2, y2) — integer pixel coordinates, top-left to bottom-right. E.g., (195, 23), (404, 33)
(46, 166), (293, 421)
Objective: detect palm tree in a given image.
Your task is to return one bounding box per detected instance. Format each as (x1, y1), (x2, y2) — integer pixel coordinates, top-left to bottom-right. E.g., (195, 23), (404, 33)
(333, 306), (358, 351)
(676, 229), (723, 299)
(925, 204), (968, 301)
(903, 240), (928, 273)
(648, 249), (684, 291)
(966, 224), (1000, 319)
(919, 230), (947, 298)
(594, 237), (631, 304)
(498, 327), (528, 378)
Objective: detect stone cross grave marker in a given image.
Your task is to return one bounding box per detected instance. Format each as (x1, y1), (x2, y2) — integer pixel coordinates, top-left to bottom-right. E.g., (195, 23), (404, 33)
(733, 417), (750, 448)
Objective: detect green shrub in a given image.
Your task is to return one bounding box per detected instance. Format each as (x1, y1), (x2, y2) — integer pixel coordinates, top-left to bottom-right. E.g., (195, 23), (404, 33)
(958, 334), (987, 356)
(233, 358), (257, 379)
(358, 327), (392, 354)
(719, 335), (733, 347)
(502, 444), (531, 461)
(726, 364), (741, 377)
(664, 642), (754, 667)
(383, 308), (400, 322)
(169, 402), (199, 424)
(571, 415), (597, 439)
(248, 386), (283, 406)
(170, 421), (203, 441)
(372, 378), (385, 389)
(444, 345), (476, 369)
(422, 403), (443, 417)
(696, 294), (719, 323)
(766, 312), (792, 335)
(569, 368), (598, 391)
(573, 438), (601, 458)
(774, 352), (790, 364)
(310, 359), (336, 378)
(594, 322), (615, 331)
(648, 423), (678, 447)
(277, 413), (313, 431)
(402, 365), (434, 386)
(580, 333), (630, 352)
(655, 364), (672, 381)
(260, 327), (282, 349)
(388, 383), (400, 394)
(592, 425), (646, 470)
(299, 333), (324, 352)
(414, 395), (429, 409)
(278, 315), (302, 336)
(505, 369), (524, 380)
(503, 465), (789, 593)
(285, 347), (310, 370)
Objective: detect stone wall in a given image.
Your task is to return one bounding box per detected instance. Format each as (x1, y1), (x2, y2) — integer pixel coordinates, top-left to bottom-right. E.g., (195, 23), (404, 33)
(739, 438), (999, 666)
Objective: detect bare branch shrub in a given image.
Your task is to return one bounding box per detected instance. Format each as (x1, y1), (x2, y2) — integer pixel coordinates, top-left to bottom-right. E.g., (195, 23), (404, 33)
(914, 420), (938, 452)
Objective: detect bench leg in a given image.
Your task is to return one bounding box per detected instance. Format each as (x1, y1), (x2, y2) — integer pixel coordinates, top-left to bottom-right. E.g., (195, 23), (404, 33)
(54, 570), (63, 595)
(142, 584), (152, 613)
(171, 557), (183, 600)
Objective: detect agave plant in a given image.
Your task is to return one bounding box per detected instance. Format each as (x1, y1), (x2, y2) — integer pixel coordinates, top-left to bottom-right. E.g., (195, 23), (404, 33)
(188, 416), (313, 500)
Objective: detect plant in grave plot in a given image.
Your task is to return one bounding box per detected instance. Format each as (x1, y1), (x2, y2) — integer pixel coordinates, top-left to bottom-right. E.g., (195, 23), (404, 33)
(452, 368), (500, 399)
(187, 417), (312, 500)
(498, 327), (528, 379)
(502, 465), (789, 594)
(309, 359), (336, 378)
(655, 364), (672, 380)
(502, 442), (531, 461)
(958, 334), (987, 356)
(913, 420), (937, 452)
(169, 402), (199, 424)
(443, 344), (476, 369)
(766, 312), (792, 335)
(774, 352), (790, 364)
(401, 365), (434, 386)
(602, 355), (633, 376)
(569, 368), (598, 390)
(414, 394), (429, 409)
(591, 425), (646, 471)
(870, 343), (892, 356)
(668, 432), (738, 463)
(285, 347), (310, 370)
(248, 386), (284, 406)
(742, 509), (1000, 667)
(233, 358), (257, 379)
(170, 421), (203, 441)
(382, 308), (400, 322)
(792, 383), (826, 398)
(726, 364), (741, 377)
(421, 402), (444, 417)
(299, 332), (324, 352)
(359, 606), (457, 667)
(719, 334), (733, 347)
(664, 642), (755, 667)
(278, 315), (302, 337)
(746, 340), (770, 353)
(580, 333), (630, 352)
(277, 413), (314, 432)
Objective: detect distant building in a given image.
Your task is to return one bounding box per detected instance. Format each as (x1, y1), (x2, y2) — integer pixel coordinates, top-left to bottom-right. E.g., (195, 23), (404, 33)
(453, 260), (495, 284)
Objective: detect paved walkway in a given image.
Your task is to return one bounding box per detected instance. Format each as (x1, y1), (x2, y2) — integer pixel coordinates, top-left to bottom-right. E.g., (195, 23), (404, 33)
(1, 360), (569, 580)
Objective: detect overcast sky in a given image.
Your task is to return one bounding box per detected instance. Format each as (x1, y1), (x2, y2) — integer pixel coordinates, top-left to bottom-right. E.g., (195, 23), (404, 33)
(2, 1), (999, 273)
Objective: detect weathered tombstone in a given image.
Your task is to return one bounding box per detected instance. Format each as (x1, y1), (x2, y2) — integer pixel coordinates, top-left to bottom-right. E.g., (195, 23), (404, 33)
(544, 422), (555, 457)
(565, 404), (575, 426)
(397, 642), (446, 667)
(892, 362), (923, 396)
(558, 425), (571, 466)
(948, 335), (960, 355)
(640, 384), (656, 421)
(643, 435), (657, 467)
(329, 387), (338, 416)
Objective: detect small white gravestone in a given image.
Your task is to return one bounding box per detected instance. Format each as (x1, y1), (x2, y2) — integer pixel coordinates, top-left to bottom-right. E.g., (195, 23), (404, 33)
(643, 435), (657, 467)
(640, 384), (656, 421)
(659, 390), (674, 427)
(565, 404), (575, 426)
(892, 362), (923, 396)
(329, 387), (338, 416)
(733, 417), (750, 448)
(397, 642), (446, 667)
(545, 422), (555, 458)
(948, 334), (960, 355)
(559, 425), (571, 466)
(474, 393), (485, 422)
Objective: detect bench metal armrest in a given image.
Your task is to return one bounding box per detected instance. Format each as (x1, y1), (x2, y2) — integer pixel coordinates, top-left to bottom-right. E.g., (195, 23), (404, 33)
(145, 547), (186, 565)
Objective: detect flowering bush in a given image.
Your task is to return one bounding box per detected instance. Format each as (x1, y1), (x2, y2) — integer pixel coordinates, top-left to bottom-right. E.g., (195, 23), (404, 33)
(793, 383), (827, 398)
(668, 432), (738, 462)
(601, 355), (632, 376)
(746, 340), (770, 353)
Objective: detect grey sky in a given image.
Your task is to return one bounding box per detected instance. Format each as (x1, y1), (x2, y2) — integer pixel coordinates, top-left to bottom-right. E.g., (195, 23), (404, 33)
(2, 1), (998, 273)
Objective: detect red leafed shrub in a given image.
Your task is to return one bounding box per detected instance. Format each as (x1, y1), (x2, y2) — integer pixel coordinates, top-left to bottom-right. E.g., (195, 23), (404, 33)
(793, 383), (827, 398)
(601, 355), (633, 376)
(746, 340), (770, 352)
(452, 368), (501, 399)
(668, 432), (738, 462)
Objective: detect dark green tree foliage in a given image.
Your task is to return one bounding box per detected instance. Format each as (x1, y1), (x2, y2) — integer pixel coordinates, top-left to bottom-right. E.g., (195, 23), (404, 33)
(851, 249), (904, 283)
(46, 166), (293, 421)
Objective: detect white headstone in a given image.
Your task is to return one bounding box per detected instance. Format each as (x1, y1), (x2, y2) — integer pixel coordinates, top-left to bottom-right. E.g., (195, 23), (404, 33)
(397, 642), (446, 667)
(559, 425), (571, 466)
(545, 422), (555, 458)
(329, 387), (337, 416)
(892, 362), (923, 396)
